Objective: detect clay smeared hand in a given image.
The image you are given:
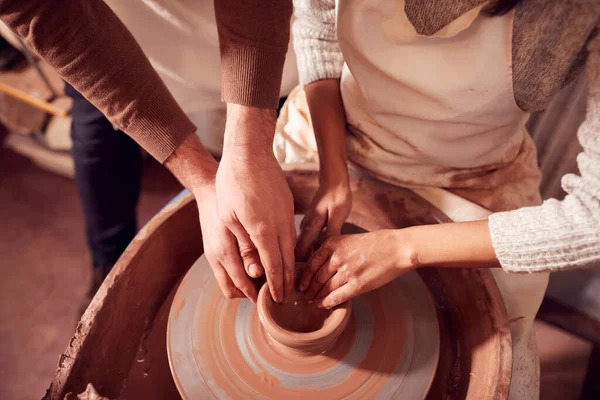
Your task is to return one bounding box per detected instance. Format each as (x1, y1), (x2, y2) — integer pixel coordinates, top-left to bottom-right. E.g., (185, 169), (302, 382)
(299, 230), (416, 309)
(216, 105), (296, 304)
(296, 181), (352, 260)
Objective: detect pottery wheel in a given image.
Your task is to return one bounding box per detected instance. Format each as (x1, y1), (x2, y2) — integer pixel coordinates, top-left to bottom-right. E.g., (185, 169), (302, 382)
(168, 261), (440, 399)
(168, 219), (440, 400)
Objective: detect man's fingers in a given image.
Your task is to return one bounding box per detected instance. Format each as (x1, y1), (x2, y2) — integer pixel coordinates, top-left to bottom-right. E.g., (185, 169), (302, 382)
(317, 283), (355, 309)
(224, 219), (265, 278)
(253, 231), (284, 303)
(222, 251), (259, 303)
(279, 222), (296, 303)
(221, 216), (283, 303)
(295, 211), (326, 260)
(305, 260), (339, 300)
(235, 228), (264, 278)
(210, 262), (244, 299)
(299, 246), (330, 292)
(240, 245), (263, 278)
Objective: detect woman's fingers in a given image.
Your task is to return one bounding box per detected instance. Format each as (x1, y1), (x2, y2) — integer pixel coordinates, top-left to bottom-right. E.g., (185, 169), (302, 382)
(299, 245), (331, 292)
(305, 260), (339, 300)
(296, 210), (326, 260)
(315, 267), (348, 300)
(324, 207), (345, 238)
(317, 282), (356, 309)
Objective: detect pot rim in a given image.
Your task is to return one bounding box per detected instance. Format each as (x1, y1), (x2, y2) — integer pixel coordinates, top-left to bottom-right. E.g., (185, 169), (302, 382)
(257, 283), (352, 347)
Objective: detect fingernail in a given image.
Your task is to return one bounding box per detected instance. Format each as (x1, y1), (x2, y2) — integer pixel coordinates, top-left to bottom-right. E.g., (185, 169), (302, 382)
(248, 264), (260, 277)
(271, 290), (281, 303)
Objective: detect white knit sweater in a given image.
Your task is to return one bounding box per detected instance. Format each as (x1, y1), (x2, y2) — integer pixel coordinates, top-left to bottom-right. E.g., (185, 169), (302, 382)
(292, 0), (600, 273)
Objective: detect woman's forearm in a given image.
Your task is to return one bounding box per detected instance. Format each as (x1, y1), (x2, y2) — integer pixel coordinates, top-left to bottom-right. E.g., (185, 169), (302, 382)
(400, 220), (502, 269)
(304, 79), (349, 186)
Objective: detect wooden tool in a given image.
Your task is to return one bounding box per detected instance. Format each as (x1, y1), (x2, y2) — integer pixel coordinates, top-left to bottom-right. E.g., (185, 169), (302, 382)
(0, 81), (69, 117)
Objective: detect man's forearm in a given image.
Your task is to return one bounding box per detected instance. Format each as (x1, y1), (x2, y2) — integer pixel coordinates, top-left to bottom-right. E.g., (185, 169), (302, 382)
(164, 134), (219, 195)
(222, 104), (278, 154)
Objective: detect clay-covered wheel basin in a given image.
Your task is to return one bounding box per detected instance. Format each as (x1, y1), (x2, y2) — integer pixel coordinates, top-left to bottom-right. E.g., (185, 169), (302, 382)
(45, 167), (511, 400)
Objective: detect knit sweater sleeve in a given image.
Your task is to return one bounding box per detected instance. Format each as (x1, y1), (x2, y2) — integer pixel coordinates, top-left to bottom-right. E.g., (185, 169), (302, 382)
(0, 0), (195, 163)
(488, 27), (600, 273)
(292, 0), (344, 86)
(214, 0), (292, 108)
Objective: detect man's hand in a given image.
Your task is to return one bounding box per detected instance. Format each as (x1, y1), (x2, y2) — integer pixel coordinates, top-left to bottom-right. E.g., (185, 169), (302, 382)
(216, 104), (296, 303)
(165, 134), (260, 301)
(195, 183), (260, 302)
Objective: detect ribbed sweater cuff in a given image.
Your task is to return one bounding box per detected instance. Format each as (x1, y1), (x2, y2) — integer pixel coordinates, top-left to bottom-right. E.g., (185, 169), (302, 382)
(127, 100), (197, 163)
(219, 46), (286, 109)
(489, 201), (600, 273)
(295, 44), (344, 86)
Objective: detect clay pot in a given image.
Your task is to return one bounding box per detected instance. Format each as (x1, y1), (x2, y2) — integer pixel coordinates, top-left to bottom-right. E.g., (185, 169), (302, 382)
(256, 282), (352, 355)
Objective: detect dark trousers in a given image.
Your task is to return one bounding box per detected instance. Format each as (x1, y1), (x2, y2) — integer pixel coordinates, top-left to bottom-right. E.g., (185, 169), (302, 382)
(65, 83), (141, 270)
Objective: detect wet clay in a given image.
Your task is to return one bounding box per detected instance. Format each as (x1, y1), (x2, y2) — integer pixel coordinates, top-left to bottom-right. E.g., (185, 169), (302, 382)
(270, 291), (331, 333)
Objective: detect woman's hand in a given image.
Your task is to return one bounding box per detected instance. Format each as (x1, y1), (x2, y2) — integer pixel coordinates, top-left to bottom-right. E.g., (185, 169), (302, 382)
(295, 180), (352, 260)
(298, 221), (502, 309)
(297, 78), (352, 260)
(298, 230), (417, 309)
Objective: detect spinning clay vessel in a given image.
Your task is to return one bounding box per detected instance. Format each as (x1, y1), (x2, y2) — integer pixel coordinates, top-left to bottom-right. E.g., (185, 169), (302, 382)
(256, 262), (352, 355)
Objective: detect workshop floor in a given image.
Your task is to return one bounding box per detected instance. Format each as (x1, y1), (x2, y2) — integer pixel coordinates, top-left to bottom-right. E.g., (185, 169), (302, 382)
(0, 129), (596, 400)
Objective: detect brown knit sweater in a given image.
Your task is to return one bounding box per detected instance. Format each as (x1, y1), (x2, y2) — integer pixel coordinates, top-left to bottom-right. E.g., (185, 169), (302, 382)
(0, 0), (291, 162)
